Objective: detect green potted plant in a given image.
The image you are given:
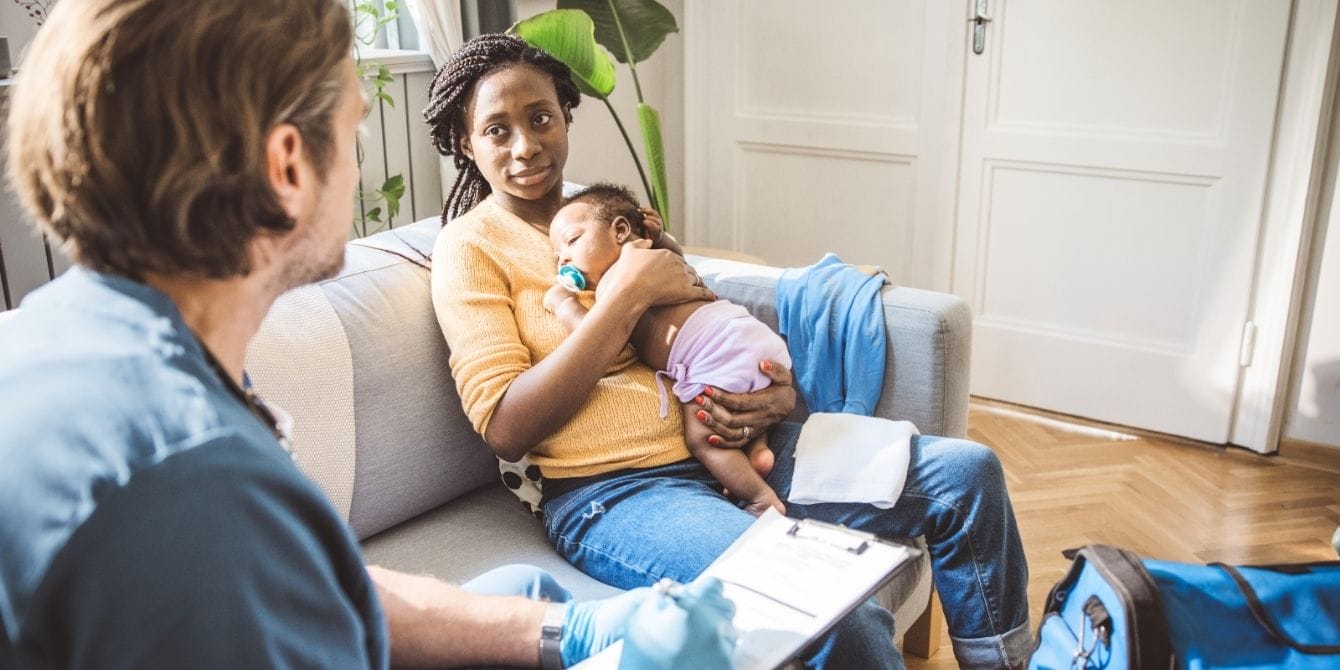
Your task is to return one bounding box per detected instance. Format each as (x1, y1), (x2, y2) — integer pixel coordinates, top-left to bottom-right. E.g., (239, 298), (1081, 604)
(351, 1), (407, 236)
(511, 0), (678, 230)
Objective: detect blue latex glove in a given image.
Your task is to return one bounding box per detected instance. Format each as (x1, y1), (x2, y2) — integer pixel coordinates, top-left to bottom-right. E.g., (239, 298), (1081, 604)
(619, 577), (737, 669)
(560, 587), (654, 667)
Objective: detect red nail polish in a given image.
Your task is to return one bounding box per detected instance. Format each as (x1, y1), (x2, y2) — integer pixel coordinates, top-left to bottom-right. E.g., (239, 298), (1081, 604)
(762, 360), (773, 372)
(704, 387), (714, 397)
(708, 436), (721, 446)
(694, 396), (706, 406)
(696, 410), (708, 421)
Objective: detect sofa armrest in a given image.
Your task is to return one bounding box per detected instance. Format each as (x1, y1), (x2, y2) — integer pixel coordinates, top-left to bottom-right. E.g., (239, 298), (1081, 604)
(248, 220), (499, 540)
(688, 256), (972, 438)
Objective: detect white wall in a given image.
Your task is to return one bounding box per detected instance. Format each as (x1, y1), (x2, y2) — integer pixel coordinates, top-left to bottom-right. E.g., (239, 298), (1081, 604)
(1286, 102), (1340, 448)
(514, 0), (686, 237)
(0, 3), (42, 70)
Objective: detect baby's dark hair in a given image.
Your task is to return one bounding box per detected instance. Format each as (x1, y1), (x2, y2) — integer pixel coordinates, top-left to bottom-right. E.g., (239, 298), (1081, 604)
(424, 33), (582, 224)
(562, 182), (646, 238)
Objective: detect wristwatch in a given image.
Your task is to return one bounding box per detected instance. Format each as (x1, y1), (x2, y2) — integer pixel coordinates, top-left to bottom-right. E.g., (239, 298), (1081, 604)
(539, 601), (566, 669)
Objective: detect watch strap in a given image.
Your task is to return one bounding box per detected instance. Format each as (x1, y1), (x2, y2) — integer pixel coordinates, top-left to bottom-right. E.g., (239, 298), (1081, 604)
(539, 601), (566, 669)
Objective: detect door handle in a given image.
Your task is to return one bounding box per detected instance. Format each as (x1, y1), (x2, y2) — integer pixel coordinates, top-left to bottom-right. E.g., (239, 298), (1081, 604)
(971, 0), (991, 55)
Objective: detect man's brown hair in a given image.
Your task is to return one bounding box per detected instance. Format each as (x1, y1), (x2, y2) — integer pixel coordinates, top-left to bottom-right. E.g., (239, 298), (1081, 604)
(5, 0), (353, 279)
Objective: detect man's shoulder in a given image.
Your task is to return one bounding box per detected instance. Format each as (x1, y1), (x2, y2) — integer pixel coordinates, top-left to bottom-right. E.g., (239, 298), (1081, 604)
(11, 437), (384, 668)
(0, 313), (231, 492)
(0, 287), (291, 654)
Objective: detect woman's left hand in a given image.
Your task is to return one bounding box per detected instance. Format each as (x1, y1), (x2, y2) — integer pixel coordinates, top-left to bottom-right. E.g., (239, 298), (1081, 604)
(693, 360), (796, 449)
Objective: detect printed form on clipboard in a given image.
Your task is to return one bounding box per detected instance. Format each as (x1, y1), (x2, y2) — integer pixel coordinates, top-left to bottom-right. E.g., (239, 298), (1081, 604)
(574, 508), (921, 669)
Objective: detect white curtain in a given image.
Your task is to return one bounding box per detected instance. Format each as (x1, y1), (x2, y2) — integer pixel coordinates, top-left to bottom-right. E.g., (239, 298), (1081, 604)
(405, 0), (463, 68)
(404, 0), (464, 198)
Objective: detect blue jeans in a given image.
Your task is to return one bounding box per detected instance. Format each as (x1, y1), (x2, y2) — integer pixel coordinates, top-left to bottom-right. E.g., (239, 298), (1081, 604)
(543, 422), (1032, 669)
(461, 563), (573, 601)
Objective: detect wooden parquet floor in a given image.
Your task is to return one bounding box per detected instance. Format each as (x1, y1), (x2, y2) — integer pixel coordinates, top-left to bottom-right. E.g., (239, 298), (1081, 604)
(904, 399), (1340, 669)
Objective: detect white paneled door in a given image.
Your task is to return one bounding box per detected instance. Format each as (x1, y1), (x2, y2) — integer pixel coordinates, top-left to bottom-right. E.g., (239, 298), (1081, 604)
(688, 0), (962, 289)
(687, 0), (1296, 444)
(953, 1), (1291, 442)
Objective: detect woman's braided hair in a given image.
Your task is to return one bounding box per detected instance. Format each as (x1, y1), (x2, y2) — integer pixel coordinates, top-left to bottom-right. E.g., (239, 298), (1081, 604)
(424, 33), (581, 224)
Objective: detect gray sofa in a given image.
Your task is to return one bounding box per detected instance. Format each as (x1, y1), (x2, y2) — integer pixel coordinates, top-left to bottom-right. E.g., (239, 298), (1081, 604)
(244, 217), (972, 659)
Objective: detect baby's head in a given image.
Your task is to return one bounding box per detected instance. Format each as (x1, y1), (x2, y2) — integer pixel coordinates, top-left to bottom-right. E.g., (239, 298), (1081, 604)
(549, 182), (647, 289)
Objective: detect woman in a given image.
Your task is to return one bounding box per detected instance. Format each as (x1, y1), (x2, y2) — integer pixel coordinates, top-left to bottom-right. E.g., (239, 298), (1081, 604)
(427, 33), (1030, 670)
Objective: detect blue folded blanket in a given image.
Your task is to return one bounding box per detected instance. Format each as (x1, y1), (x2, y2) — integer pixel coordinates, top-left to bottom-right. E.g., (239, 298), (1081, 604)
(776, 253), (888, 415)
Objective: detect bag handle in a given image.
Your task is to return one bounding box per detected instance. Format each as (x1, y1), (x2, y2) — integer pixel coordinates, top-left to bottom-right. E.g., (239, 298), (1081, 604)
(1067, 545), (1172, 669)
(1211, 563), (1340, 655)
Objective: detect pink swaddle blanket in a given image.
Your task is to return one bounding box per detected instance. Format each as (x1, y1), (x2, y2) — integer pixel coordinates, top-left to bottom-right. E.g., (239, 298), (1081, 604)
(653, 300), (792, 417)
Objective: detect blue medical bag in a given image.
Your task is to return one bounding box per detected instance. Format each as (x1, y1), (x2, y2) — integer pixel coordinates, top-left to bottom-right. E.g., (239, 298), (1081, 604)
(1029, 545), (1340, 669)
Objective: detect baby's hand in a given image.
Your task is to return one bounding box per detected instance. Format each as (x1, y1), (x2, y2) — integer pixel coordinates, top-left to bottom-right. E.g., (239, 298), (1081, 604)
(640, 207), (665, 246)
(544, 283), (575, 314)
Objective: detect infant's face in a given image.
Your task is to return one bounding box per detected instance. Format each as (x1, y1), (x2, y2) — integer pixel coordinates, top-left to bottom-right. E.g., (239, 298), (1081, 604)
(549, 202), (624, 288)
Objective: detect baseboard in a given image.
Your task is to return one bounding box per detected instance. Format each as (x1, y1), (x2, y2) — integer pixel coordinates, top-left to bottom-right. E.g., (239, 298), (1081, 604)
(1279, 437), (1340, 472)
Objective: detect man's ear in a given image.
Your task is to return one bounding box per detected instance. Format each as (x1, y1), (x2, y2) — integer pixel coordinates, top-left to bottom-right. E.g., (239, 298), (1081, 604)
(562, 103), (573, 125)
(612, 215), (632, 243)
(265, 123), (307, 220)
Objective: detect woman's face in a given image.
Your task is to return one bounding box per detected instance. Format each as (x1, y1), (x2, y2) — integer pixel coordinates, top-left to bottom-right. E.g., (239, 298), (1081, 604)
(460, 64), (569, 207)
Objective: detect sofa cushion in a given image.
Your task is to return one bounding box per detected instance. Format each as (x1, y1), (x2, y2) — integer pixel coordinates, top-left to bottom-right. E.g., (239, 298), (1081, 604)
(248, 219), (498, 539)
(361, 483), (620, 601)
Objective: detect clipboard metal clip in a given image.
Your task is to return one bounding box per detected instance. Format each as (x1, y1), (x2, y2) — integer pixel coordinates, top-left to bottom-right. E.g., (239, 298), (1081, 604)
(786, 520), (870, 555)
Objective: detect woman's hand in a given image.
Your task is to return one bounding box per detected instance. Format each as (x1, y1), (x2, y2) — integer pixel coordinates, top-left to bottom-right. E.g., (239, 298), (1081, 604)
(693, 360), (796, 449)
(596, 239), (713, 311)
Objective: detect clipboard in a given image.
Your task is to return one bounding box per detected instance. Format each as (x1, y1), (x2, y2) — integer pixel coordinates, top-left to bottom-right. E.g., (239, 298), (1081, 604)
(704, 508), (921, 669)
(572, 508), (921, 669)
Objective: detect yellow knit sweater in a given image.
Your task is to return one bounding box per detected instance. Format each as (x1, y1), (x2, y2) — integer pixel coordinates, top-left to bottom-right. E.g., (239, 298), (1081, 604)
(431, 197), (690, 478)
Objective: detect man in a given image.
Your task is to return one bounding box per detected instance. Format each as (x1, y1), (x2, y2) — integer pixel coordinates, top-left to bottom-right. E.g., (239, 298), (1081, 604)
(0, 1), (728, 667)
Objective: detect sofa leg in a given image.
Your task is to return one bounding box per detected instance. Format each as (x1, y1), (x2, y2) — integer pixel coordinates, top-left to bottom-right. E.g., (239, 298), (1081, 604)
(902, 587), (942, 659)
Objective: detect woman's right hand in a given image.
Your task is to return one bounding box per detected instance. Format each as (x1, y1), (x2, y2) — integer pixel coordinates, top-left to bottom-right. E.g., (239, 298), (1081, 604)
(596, 239), (714, 310)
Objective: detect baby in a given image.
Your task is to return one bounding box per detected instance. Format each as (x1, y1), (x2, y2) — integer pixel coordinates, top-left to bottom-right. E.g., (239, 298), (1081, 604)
(544, 183), (790, 515)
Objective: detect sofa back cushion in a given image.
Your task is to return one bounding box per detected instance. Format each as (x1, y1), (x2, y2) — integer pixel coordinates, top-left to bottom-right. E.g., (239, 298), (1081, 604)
(246, 218), (498, 539)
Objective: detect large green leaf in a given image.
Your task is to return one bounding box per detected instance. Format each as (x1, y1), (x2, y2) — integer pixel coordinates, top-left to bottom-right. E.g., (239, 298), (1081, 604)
(559, 0), (679, 65)
(637, 102), (669, 231)
(511, 9), (616, 99)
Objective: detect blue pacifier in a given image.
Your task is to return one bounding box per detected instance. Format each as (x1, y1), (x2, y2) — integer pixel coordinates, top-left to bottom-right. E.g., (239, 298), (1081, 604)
(556, 264), (587, 292)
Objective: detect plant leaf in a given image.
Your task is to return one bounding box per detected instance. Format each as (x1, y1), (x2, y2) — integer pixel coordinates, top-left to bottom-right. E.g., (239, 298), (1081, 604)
(636, 102), (669, 231)
(559, 0), (678, 65)
(511, 9), (616, 99)
(381, 174), (406, 197)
